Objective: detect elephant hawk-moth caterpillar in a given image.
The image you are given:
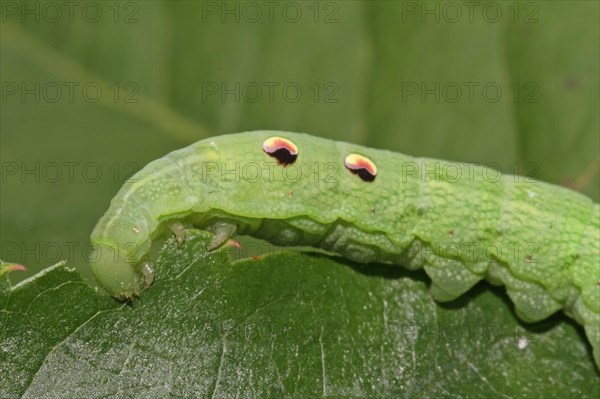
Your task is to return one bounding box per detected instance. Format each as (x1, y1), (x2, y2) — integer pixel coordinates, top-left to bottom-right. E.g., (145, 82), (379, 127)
(89, 131), (600, 368)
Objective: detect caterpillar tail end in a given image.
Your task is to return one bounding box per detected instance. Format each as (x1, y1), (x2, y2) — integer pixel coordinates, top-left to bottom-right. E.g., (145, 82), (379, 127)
(90, 244), (148, 301)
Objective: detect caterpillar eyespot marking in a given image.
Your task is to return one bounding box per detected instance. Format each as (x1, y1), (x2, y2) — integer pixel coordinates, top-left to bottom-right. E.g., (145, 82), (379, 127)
(89, 130), (600, 369)
(344, 153), (377, 182)
(262, 136), (298, 166)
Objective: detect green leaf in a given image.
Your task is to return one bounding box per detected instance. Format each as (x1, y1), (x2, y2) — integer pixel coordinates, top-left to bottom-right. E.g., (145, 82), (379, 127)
(2, 231), (598, 398)
(1, 1), (598, 396)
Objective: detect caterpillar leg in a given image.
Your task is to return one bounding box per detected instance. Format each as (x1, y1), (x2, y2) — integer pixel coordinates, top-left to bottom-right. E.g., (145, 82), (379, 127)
(586, 323), (600, 370)
(571, 296), (600, 369)
(209, 222), (237, 250)
(424, 256), (484, 302)
(487, 261), (563, 322)
(225, 239), (242, 249)
(169, 222), (186, 247)
(140, 260), (155, 288)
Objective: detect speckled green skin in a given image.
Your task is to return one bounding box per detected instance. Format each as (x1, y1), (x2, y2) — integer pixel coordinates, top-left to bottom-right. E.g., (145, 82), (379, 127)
(90, 131), (600, 367)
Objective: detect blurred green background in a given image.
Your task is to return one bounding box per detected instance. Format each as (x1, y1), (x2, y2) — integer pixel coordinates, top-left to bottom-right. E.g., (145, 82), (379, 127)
(1, 0), (599, 282)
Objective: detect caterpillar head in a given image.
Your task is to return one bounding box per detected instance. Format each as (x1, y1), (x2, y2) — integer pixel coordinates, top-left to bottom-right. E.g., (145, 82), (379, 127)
(89, 244), (149, 300)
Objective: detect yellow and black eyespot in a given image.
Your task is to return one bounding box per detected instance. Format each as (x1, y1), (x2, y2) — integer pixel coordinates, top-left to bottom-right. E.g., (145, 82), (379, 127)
(344, 153), (377, 182)
(262, 137), (298, 166)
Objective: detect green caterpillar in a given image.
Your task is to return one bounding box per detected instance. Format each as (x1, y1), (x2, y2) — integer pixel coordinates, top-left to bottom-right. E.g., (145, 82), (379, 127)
(90, 131), (600, 368)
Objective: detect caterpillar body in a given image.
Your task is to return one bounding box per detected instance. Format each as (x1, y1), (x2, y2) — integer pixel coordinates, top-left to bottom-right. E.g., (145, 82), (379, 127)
(90, 131), (600, 367)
